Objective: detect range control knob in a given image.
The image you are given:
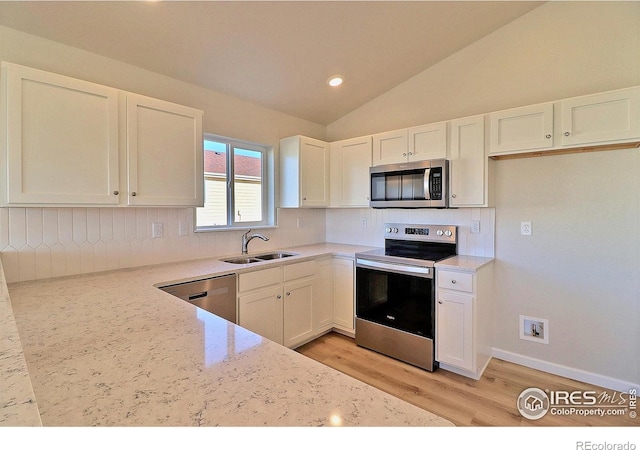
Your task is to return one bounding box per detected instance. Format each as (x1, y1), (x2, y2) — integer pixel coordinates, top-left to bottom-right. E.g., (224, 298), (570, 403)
(444, 230), (453, 237)
(393, 227), (399, 233)
(436, 229), (444, 236)
(385, 227), (392, 233)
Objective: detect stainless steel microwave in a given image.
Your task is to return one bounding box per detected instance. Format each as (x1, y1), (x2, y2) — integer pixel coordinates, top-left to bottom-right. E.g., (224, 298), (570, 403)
(369, 159), (449, 208)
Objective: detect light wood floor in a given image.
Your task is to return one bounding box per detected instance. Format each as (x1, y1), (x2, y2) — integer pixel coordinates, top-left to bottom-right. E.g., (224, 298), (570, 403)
(296, 332), (637, 427)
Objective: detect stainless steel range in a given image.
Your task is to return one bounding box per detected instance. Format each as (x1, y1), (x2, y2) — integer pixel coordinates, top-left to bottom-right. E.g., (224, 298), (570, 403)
(354, 223), (457, 371)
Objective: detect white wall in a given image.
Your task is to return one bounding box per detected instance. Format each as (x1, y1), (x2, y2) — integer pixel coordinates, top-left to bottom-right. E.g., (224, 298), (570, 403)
(0, 25), (327, 283)
(326, 1), (640, 388)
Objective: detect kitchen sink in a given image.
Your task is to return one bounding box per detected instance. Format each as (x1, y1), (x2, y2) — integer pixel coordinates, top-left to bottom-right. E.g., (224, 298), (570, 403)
(254, 252), (298, 260)
(223, 257), (263, 264)
(221, 252), (298, 264)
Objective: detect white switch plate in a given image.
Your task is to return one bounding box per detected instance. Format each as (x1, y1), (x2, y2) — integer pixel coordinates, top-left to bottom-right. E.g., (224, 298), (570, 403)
(521, 221), (532, 236)
(152, 222), (163, 238)
(470, 220), (480, 234)
(178, 221), (189, 236)
(361, 217), (367, 228)
(297, 217), (303, 229)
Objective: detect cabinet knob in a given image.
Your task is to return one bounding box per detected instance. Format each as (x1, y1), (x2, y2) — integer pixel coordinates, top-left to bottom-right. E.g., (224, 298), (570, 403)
(113, 190), (119, 195)
(545, 134), (551, 139)
(277, 295), (282, 299)
(438, 300), (443, 304)
(402, 153), (407, 157)
(452, 194), (457, 198)
(408, 152), (413, 156)
(564, 131), (571, 136)
(132, 192), (137, 197)
(303, 197), (307, 201)
(451, 280), (457, 284)
(286, 292), (291, 296)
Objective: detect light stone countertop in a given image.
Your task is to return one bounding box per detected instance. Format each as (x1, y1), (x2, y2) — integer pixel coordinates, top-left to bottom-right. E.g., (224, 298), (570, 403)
(2, 242), (457, 427)
(435, 255), (494, 272)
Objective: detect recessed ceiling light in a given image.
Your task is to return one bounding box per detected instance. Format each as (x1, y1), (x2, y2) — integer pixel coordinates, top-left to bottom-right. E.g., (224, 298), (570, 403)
(327, 75), (344, 87)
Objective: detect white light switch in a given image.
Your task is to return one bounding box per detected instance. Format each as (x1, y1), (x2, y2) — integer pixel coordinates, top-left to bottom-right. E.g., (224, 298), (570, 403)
(471, 220), (480, 234)
(152, 222), (163, 238)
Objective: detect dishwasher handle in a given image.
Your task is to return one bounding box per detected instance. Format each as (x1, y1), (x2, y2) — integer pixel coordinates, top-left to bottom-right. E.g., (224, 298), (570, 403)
(188, 291), (208, 301)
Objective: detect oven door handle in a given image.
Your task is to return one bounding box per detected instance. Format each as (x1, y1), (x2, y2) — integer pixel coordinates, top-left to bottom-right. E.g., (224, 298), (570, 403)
(356, 258), (432, 277)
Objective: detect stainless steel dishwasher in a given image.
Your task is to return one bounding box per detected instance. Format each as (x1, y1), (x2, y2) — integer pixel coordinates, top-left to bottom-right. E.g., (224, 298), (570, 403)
(159, 273), (237, 323)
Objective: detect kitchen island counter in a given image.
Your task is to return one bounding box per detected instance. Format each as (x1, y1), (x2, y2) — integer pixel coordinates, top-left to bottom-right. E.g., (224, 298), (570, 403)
(2, 243), (453, 427)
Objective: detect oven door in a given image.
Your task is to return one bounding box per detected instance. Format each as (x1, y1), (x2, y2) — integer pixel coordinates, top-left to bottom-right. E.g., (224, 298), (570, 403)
(355, 259), (435, 339)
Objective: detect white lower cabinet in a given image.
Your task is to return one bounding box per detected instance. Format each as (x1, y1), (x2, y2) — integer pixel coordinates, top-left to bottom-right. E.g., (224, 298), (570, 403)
(238, 261), (315, 348)
(436, 262), (494, 380)
(237, 256), (355, 348)
(331, 257), (355, 334)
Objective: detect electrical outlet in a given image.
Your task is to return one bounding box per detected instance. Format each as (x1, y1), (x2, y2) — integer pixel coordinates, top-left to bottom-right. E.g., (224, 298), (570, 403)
(521, 221), (532, 236)
(360, 217), (367, 228)
(152, 222), (163, 238)
(470, 220), (480, 234)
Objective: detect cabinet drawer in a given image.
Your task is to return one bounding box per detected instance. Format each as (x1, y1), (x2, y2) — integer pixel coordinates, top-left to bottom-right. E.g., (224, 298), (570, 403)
(438, 270), (473, 293)
(284, 260), (315, 282)
(238, 267), (282, 292)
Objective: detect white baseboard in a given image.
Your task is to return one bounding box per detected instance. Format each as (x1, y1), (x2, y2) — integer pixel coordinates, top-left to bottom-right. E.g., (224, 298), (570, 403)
(492, 347), (640, 393)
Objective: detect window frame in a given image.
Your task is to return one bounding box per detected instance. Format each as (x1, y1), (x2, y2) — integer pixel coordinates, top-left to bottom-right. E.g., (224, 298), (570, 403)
(196, 133), (274, 231)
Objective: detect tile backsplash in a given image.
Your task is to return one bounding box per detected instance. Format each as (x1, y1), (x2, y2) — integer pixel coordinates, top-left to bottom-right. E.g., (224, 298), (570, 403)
(0, 206), (494, 283)
(0, 207), (326, 283)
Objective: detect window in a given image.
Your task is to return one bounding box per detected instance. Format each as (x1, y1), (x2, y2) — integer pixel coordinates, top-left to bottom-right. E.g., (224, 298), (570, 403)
(196, 134), (273, 230)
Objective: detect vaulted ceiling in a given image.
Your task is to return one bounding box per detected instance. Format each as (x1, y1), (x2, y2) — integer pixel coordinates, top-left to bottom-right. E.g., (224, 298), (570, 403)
(0, 1), (544, 125)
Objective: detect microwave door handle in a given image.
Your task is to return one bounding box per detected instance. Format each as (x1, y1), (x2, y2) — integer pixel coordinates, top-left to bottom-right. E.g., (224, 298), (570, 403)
(423, 168), (431, 200)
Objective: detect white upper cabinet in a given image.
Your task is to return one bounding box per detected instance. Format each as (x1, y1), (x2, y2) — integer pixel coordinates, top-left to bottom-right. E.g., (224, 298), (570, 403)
(408, 122), (448, 160)
(0, 62), (204, 207)
(280, 135), (330, 208)
(488, 86), (640, 158)
(560, 86), (640, 147)
(329, 135), (372, 207)
(126, 93), (204, 207)
(1, 62), (120, 206)
(488, 102), (554, 155)
(372, 122), (447, 166)
(449, 115), (487, 207)
(371, 129), (408, 165)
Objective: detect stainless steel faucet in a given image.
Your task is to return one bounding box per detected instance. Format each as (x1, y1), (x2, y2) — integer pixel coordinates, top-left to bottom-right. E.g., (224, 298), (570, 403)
(241, 229), (269, 254)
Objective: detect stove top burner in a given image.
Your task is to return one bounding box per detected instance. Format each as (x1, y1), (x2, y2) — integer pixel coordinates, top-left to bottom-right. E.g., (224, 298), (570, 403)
(355, 223), (458, 267)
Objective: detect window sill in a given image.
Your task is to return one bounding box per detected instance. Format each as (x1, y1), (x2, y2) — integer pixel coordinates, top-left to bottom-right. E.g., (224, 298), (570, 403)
(194, 225), (278, 233)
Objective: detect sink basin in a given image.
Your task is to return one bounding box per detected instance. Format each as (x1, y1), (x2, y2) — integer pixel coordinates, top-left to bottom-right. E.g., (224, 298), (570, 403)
(221, 252), (298, 264)
(222, 257), (263, 264)
(255, 252), (298, 260)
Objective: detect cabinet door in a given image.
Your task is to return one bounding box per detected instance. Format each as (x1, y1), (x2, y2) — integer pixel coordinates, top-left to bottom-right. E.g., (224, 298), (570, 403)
(489, 103), (554, 155)
(561, 87), (640, 147)
(283, 277), (315, 348)
(299, 137), (329, 207)
(449, 115), (487, 207)
(313, 258), (333, 333)
(332, 258), (355, 333)
(238, 286), (283, 345)
(2, 62), (120, 206)
(329, 136), (372, 207)
(408, 122), (447, 161)
(372, 129), (408, 166)
(126, 93), (204, 206)
(436, 290), (473, 371)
